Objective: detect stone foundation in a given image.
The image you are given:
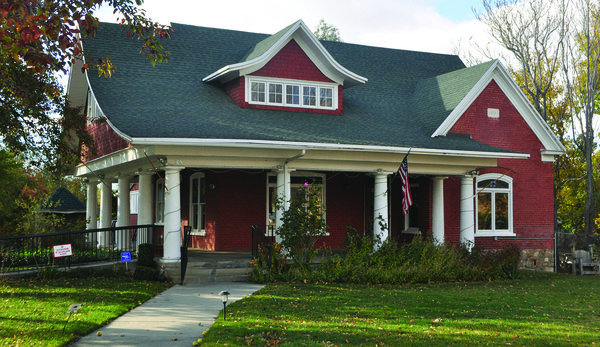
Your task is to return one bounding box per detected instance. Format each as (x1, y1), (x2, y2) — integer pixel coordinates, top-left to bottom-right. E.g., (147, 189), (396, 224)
(520, 249), (554, 272)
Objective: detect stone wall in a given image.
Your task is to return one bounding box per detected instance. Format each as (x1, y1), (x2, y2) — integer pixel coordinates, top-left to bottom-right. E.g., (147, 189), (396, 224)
(520, 248), (554, 272)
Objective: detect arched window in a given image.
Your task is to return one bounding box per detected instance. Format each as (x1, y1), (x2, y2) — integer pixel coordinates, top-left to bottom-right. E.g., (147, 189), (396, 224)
(475, 174), (515, 236)
(189, 173), (206, 236)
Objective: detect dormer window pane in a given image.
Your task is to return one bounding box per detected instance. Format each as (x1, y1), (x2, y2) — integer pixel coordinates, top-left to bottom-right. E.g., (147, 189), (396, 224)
(286, 85), (299, 105)
(269, 83), (282, 103)
(251, 82), (265, 102)
(303, 86), (316, 106)
(320, 87), (333, 107)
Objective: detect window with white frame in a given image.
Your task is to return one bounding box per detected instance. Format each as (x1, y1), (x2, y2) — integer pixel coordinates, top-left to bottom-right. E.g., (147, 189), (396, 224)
(475, 174), (514, 236)
(247, 77), (337, 110)
(130, 190), (139, 214)
(155, 179), (164, 224)
(189, 173), (206, 236)
(266, 173), (326, 229)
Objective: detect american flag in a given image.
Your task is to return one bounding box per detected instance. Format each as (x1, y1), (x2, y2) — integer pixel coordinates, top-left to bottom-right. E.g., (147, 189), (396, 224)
(398, 154), (413, 215)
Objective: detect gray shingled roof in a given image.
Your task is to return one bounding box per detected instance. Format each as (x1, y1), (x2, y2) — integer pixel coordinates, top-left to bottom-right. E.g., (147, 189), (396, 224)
(83, 22), (514, 154)
(40, 187), (86, 213)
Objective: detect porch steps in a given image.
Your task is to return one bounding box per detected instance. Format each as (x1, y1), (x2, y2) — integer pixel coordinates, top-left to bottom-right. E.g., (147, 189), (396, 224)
(162, 251), (253, 284)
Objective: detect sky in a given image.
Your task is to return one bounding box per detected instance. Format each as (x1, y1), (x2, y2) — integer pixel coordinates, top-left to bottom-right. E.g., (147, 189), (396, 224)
(95, 0), (491, 62)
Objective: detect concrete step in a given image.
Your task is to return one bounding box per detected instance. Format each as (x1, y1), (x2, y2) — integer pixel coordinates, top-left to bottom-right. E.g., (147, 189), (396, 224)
(162, 261), (253, 284)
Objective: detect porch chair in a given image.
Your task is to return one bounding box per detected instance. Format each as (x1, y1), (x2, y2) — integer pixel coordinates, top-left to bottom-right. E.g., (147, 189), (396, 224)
(572, 244), (600, 275)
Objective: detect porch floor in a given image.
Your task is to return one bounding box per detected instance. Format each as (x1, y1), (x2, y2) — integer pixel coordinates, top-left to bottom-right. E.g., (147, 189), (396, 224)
(169, 249), (253, 284)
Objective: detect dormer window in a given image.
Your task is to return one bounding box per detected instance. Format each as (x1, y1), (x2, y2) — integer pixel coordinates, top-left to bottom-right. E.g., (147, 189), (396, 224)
(247, 77), (337, 110)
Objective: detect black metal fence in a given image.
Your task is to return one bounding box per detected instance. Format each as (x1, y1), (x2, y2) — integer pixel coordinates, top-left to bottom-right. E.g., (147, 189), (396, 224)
(555, 232), (600, 273)
(250, 225), (276, 258)
(0, 225), (156, 273)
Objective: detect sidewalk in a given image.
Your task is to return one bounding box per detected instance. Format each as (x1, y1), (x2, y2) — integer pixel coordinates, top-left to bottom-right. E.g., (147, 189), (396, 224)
(73, 282), (265, 347)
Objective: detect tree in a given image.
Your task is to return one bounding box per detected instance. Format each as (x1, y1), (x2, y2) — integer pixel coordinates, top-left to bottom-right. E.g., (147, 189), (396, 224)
(561, 0), (600, 235)
(313, 19), (342, 42)
(0, 0), (171, 172)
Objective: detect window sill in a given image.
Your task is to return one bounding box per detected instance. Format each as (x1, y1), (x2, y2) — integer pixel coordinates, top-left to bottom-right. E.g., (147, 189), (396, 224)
(190, 230), (206, 237)
(401, 227), (421, 235)
(474, 231), (516, 238)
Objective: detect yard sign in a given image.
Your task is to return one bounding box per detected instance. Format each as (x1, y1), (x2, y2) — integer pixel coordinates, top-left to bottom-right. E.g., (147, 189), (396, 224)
(53, 244), (73, 258)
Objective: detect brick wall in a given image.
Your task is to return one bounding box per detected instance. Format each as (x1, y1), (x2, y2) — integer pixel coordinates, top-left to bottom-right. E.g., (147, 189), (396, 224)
(443, 177), (461, 245)
(84, 119), (129, 161)
(318, 173), (368, 249)
(222, 39), (343, 115)
(450, 80), (554, 250)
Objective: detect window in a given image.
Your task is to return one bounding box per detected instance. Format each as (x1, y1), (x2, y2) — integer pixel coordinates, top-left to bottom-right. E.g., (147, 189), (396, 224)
(286, 85), (300, 105)
(190, 173), (206, 236)
(475, 174), (514, 236)
(320, 87), (333, 107)
(130, 190), (139, 214)
(251, 81), (265, 102)
(269, 83), (283, 104)
(266, 173), (326, 229)
(155, 179), (164, 224)
(247, 77), (337, 110)
(303, 86), (316, 106)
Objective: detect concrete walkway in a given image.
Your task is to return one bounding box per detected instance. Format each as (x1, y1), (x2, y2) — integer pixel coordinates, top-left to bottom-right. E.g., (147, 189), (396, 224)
(73, 282), (265, 347)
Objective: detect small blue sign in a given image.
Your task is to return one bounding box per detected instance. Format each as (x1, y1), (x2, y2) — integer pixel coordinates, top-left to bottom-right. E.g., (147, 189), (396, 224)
(121, 252), (131, 263)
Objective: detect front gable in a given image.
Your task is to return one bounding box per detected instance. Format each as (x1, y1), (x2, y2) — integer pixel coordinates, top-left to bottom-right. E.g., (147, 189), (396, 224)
(431, 61), (565, 161)
(450, 80), (544, 158)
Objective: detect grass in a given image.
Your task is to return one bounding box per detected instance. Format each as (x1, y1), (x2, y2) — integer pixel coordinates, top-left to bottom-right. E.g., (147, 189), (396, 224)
(0, 271), (170, 346)
(202, 271), (600, 346)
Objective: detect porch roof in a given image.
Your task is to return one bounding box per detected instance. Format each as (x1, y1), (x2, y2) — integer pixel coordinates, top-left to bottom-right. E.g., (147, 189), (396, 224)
(81, 22), (518, 156)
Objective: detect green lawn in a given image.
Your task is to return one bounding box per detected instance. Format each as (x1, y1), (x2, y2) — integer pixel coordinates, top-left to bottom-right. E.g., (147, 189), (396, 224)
(202, 271), (600, 346)
(0, 273), (170, 346)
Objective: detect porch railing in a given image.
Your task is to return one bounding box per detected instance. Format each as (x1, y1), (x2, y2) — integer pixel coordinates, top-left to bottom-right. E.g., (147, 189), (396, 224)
(250, 224), (276, 258)
(0, 225), (156, 273)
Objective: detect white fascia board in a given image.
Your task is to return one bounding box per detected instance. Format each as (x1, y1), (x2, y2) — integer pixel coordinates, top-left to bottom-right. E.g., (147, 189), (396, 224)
(431, 60), (565, 154)
(130, 137), (530, 159)
(202, 20), (367, 86)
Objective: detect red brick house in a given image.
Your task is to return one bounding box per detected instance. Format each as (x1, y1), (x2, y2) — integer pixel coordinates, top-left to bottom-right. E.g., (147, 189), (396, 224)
(67, 20), (564, 270)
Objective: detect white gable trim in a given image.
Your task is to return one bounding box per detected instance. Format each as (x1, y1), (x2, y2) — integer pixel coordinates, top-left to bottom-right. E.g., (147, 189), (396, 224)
(202, 20), (367, 87)
(431, 60), (565, 155)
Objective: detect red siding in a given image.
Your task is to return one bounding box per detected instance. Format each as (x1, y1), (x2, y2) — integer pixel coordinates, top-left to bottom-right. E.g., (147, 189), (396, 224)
(223, 40), (343, 115)
(251, 39), (334, 82)
(318, 173), (368, 249)
(443, 177), (461, 245)
(450, 80), (554, 250)
(84, 119), (129, 161)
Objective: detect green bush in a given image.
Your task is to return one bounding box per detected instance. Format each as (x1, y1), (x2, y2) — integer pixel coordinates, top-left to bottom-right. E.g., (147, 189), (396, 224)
(137, 243), (155, 267)
(250, 229), (522, 285)
(134, 265), (158, 281)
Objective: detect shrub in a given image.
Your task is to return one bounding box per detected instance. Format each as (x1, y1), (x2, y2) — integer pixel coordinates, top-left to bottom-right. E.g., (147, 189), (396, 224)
(134, 265), (158, 281)
(277, 185), (327, 272)
(137, 243), (155, 267)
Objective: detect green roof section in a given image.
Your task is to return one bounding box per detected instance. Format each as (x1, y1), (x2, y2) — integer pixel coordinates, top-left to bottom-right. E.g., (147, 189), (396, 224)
(241, 21), (297, 62)
(411, 60), (496, 133)
(82, 22), (517, 155)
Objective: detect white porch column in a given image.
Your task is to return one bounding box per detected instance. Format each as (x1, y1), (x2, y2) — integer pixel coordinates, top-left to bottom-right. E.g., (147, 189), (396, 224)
(99, 178), (113, 247)
(86, 178), (98, 230)
(116, 175), (130, 250)
(432, 176), (447, 245)
(138, 173), (153, 245)
(275, 166), (291, 244)
(460, 175), (476, 250)
(373, 171), (390, 249)
(162, 166), (183, 263)
(85, 178), (98, 246)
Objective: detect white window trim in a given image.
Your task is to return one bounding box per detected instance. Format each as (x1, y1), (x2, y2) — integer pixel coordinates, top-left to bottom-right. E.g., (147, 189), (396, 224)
(266, 171), (328, 235)
(155, 179), (164, 225)
(129, 190), (139, 214)
(189, 172), (207, 236)
(475, 173), (515, 237)
(246, 76), (338, 110)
